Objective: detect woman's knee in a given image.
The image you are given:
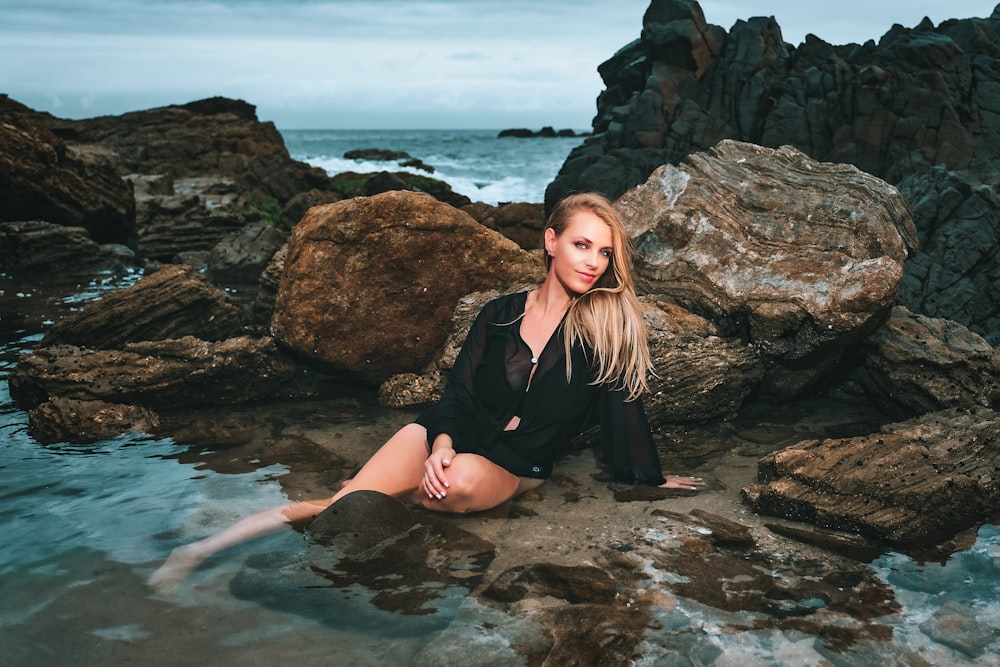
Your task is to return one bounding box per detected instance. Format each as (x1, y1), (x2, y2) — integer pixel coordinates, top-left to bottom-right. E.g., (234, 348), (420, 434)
(439, 456), (518, 512)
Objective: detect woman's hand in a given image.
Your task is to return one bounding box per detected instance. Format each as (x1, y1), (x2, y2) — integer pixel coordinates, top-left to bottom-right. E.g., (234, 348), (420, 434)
(422, 436), (455, 500)
(659, 475), (705, 491)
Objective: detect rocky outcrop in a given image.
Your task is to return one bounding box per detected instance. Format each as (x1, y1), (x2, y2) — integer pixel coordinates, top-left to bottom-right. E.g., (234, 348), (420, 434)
(9, 336), (296, 412)
(615, 140), (916, 398)
(547, 0), (1000, 342)
(271, 191), (544, 384)
(0, 95), (136, 246)
(742, 407), (1000, 548)
(41, 264), (245, 349)
(27, 397), (161, 445)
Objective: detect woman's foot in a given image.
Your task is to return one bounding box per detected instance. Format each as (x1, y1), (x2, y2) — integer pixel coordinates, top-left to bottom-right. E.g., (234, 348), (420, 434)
(147, 543), (207, 594)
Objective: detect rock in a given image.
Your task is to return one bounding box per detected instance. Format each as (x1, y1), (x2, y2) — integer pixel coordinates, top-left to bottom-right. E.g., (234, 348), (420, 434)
(844, 305), (1000, 419)
(252, 242), (287, 325)
(482, 563), (617, 603)
(363, 171), (419, 195)
(498, 127), (578, 138)
(344, 148), (413, 161)
(896, 168), (1000, 344)
(615, 140), (917, 398)
(741, 407), (1000, 548)
(9, 335), (296, 411)
(229, 490), (495, 634)
(0, 220), (131, 278)
(546, 1), (1000, 348)
(477, 202), (546, 249)
(279, 189), (343, 228)
(919, 600), (999, 658)
(27, 396), (160, 445)
(271, 192), (543, 384)
(0, 95), (136, 246)
(206, 219), (288, 287)
(42, 264), (245, 349)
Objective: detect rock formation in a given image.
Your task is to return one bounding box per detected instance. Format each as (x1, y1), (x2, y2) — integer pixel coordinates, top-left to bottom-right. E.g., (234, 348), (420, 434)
(547, 0), (1000, 343)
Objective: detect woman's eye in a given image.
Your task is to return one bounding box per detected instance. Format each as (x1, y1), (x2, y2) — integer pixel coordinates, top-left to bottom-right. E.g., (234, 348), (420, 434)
(600, 249), (612, 258)
(575, 242), (587, 249)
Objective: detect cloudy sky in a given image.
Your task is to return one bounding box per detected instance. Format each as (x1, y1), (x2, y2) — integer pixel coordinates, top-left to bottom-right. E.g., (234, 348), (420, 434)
(2, 0), (996, 129)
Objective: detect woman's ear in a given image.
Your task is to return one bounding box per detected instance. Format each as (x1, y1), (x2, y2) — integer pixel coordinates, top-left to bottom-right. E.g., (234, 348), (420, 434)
(544, 227), (556, 256)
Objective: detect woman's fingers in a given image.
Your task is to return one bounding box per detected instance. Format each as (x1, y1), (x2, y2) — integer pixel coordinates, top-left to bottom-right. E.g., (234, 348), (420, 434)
(659, 475), (705, 491)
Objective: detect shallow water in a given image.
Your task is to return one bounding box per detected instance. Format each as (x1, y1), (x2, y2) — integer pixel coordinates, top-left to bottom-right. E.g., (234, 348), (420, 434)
(2, 271), (1000, 665)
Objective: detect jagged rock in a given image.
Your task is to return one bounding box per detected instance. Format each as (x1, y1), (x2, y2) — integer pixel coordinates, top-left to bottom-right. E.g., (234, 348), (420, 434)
(896, 168), (1000, 344)
(252, 242), (287, 326)
(27, 396), (160, 445)
(0, 95), (136, 245)
(229, 490), (495, 634)
(615, 140), (916, 398)
(206, 219), (288, 287)
(271, 192), (544, 384)
(843, 305), (1000, 419)
(9, 335), (296, 411)
(42, 264), (245, 349)
(546, 0), (1000, 348)
(363, 170), (419, 195)
(0, 220), (131, 277)
(741, 407), (1000, 548)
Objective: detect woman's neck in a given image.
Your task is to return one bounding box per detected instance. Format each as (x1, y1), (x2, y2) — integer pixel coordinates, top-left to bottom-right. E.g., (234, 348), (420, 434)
(530, 277), (575, 318)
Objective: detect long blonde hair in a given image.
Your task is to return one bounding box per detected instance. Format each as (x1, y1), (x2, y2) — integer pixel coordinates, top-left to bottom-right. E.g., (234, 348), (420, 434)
(544, 193), (652, 401)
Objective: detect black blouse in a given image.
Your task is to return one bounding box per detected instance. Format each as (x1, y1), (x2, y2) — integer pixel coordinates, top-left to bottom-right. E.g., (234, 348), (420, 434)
(415, 291), (665, 485)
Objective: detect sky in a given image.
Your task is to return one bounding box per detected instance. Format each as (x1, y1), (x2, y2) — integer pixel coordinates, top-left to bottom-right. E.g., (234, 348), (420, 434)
(1, 0), (997, 129)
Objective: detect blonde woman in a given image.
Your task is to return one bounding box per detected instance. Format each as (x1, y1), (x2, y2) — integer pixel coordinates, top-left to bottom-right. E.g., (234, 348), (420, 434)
(149, 193), (703, 592)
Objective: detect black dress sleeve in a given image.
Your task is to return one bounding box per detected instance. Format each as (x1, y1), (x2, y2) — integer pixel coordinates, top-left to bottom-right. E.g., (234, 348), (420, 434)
(420, 298), (495, 448)
(597, 391), (666, 485)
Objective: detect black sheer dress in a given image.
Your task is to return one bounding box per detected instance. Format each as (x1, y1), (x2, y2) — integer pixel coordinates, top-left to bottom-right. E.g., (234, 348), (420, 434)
(415, 291), (665, 485)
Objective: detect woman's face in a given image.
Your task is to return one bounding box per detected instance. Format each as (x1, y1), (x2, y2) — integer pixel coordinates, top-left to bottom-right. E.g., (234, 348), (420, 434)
(544, 210), (613, 296)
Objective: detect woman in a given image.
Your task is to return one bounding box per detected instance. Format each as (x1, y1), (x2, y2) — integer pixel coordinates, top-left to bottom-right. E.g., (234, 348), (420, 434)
(149, 192), (702, 593)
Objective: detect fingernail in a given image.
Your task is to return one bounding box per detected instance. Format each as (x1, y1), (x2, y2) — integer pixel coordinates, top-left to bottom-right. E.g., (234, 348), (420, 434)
(444, 482), (449, 488)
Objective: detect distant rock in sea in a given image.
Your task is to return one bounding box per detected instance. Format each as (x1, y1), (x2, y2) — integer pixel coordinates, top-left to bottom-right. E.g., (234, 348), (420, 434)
(498, 127), (579, 138)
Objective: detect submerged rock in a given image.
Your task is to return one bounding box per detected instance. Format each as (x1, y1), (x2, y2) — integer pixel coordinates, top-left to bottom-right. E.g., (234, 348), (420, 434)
(229, 490), (495, 634)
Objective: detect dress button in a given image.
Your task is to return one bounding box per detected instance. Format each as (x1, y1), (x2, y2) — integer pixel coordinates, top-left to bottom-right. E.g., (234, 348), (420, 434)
(531, 357), (538, 364)
(532, 466), (542, 473)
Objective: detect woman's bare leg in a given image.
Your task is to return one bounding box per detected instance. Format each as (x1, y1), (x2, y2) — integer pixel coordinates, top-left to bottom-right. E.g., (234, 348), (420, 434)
(148, 423), (432, 593)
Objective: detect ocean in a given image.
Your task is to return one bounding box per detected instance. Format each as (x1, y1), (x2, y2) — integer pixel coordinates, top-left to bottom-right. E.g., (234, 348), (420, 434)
(1, 129), (998, 665)
(280, 128), (588, 205)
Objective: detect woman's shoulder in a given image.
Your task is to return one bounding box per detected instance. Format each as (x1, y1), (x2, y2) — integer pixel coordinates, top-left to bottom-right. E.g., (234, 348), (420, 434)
(481, 289), (530, 318)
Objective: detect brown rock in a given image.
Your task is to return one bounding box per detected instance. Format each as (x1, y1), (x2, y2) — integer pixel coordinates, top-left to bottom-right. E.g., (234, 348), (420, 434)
(271, 191), (543, 384)
(206, 219), (288, 286)
(0, 220), (130, 277)
(741, 407), (1000, 548)
(9, 335), (296, 411)
(42, 264), (245, 349)
(616, 140), (917, 398)
(478, 202), (547, 249)
(0, 95), (135, 245)
(27, 397), (160, 445)
(847, 305), (1000, 418)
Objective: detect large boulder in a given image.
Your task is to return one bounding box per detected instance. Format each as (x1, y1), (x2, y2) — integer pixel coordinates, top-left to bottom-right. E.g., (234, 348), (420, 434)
(742, 407), (1000, 548)
(271, 191), (544, 384)
(0, 95), (136, 246)
(615, 140), (917, 397)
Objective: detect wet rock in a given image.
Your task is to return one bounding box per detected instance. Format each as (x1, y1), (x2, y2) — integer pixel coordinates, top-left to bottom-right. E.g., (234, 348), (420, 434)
(844, 305), (1000, 419)
(363, 170), (419, 195)
(26, 396), (161, 445)
(278, 188), (343, 229)
(0, 95), (136, 246)
(229, 490), (495, 634)
(763, 522), (885, 562)
(615, 140), (917, 398)
(271, 192), (543, 384)
(919, 600), (998, 658)
(482, 563), (617, 604)
(0, 220), (131, 278)
(42, 264), (245, 349)
(742, 407), (1000, 548)
(9, 335), (297, 411)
